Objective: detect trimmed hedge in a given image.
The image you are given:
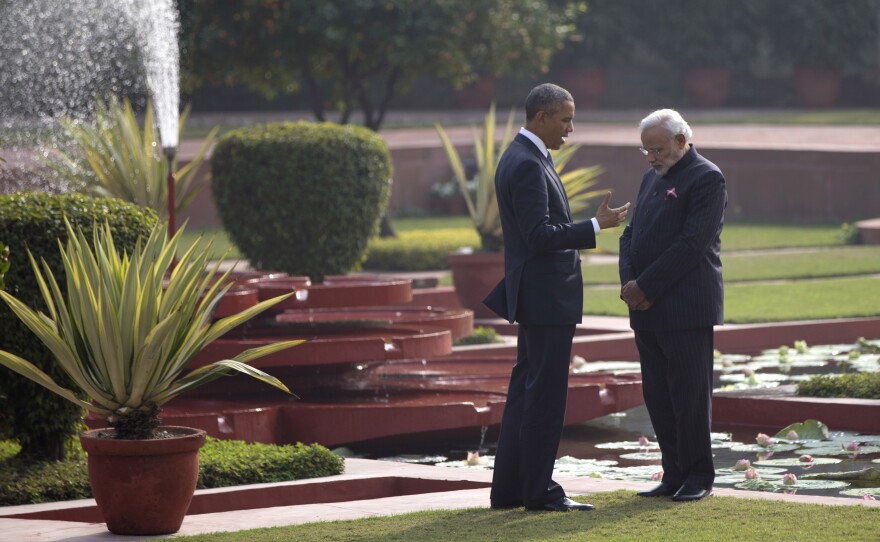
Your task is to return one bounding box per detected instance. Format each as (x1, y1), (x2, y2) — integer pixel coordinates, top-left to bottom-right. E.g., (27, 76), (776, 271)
(211, 122), (392, 281)
(0, 192), (157, 461)
(0, 437), (345, 505)
(197, 438), (344, 488)
(363, 228), (478, 271)
(796, 373), (880, 400)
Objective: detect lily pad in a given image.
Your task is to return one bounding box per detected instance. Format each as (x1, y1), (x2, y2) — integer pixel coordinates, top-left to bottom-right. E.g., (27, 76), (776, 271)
(840, 487), (880, 497)
(595, 441), (660, 451)
(597, 465), (666, 481)
(718, 373), (791, 383)
(435, 455), (494, 469)
(729, 443), (800, 453)
(619, 452), (662, 461)
(753, 457), (841, 467)
(773, 419), (830, 441)
(711, 432), (732, 441)
(734, 479), (848, 491)
(555, 456), (618, 467)
(800, 446), (880, 456)
(800, 467), (880, 482)
(716, 466), (787, 476)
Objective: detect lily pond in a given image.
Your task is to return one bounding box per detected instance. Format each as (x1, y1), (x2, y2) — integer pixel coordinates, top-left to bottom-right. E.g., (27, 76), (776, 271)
(375, 338), (880, 500)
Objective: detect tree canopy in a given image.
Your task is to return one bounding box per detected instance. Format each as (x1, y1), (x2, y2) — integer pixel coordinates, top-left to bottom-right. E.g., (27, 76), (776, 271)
(181, 0), (583, 130)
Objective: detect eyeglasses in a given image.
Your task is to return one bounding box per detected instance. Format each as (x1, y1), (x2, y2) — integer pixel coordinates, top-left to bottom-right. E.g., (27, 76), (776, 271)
(639, 146), (664, 156)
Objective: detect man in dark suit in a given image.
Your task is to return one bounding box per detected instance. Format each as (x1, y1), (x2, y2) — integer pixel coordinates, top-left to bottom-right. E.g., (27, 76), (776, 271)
(619, 109), (726, 502)
(484, 83), (630, 512)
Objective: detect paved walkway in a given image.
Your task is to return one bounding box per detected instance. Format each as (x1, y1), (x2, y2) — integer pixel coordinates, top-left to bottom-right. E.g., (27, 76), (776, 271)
(2, 458), (877, 541)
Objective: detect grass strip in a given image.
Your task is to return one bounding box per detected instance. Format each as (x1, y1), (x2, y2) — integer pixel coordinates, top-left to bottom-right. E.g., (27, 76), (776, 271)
(176, 490), (879, 542)
(584, 276), (880, 323)
(584, 246), (880, 285)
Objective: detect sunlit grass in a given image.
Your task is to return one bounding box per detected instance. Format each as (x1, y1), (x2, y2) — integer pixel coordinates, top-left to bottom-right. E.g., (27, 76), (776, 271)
(176, 490), (878, 542)
(584, 276), (880, 323)
(584, 246), (880, 285)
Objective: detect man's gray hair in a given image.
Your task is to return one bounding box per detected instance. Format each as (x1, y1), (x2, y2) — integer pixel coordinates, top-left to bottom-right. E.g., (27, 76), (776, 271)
(639, 109), (693, 142)
(525, 83), (573, 121)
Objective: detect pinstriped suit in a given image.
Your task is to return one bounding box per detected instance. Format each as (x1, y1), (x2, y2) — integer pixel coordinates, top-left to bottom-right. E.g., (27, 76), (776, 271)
(484, 132), (597, 508)
(619, 145), (726, 489)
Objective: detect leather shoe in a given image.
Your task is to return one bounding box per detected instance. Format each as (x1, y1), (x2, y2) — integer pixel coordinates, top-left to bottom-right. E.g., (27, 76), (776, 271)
(637, 482), (679, 497)
(529, 497), (595, 512)
(672, 483), (712, 502)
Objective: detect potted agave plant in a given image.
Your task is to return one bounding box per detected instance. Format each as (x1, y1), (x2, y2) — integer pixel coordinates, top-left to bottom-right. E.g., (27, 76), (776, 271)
(0, 220), (302, 535)
(435, 103), (605, 318)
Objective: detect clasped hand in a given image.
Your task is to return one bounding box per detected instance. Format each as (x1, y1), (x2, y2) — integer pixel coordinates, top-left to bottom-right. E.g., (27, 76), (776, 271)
(621, 280), (652, 311)
(595, 192), (631, 230)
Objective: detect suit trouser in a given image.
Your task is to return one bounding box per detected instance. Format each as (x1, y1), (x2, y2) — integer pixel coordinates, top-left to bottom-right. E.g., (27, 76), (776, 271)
(634, 327), (715, 488)
(490, 323), (575, 507)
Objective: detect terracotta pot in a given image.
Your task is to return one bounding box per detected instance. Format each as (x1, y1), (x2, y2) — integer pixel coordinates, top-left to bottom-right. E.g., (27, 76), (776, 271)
(80, 426), (207, 535)
(793, 68), (842, 108)
(684, 67), (731, 107)
(447, 251), (504, 319)
(560, 68), (608, 108)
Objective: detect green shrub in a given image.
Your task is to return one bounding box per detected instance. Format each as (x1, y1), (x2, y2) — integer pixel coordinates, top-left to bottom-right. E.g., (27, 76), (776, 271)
(211, 122), (392, 281)
(0, 450), (90, 505)
(198, 438), (344, 488)
(0, 437), (345, 505)
(363, 228), (478, 271)
(796, 373), (880, 400)
(454, 326), (501, 346)
(0, 193), (157, 461)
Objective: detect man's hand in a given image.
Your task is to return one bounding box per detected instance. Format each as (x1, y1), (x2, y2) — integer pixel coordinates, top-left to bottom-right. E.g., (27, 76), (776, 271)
(620, 280), (651, 310)
(596, 192), (631, 229)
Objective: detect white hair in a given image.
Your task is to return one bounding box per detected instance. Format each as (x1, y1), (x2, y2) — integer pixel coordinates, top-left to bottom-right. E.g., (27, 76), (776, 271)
(639, 109), (693, 142)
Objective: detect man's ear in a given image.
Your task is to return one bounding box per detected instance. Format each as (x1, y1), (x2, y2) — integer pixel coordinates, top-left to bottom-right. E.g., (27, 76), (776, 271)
(675, 133), (687, 148)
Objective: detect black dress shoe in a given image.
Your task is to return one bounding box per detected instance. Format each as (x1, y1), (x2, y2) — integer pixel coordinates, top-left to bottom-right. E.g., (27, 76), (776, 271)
(637, 482), (680, 497)
(528, 497), (595, 512)
(490, 500), (521, 509)
(672, 483), (712, 502)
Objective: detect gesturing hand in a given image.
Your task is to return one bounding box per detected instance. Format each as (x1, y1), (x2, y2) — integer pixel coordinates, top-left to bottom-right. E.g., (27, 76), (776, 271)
(596, 192), (631, 230)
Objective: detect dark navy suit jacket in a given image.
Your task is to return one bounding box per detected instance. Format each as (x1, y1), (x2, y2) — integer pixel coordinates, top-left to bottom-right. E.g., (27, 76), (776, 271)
(619, 145), (726, 331)
(484, 133), (597, 325)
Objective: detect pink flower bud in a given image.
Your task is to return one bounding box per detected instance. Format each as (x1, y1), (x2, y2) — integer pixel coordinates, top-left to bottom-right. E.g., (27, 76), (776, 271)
(733, 459), (751, 471)
(798, 454), (814, 463)
(465, 451), (482, 466)
(756, 433), (774, 447)
(638, 435), (651, 447)
(864, 494), (877, 501)
(782, 473), (797, 486)
(844, 442), (860, 452)
(786, 430), (799, 440)
(745, 468), (760, 480)
(651, 470), (663, 481)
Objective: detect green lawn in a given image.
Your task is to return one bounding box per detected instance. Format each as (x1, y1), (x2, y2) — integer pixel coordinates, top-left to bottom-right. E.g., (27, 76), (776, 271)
(584, 246), (880, 285)
(584, 276), (880, 323)
(177, 490), (878, 542)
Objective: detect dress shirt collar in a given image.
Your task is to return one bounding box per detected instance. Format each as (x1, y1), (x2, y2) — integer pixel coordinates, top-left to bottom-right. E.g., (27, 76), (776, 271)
(519, 127), (550, 159)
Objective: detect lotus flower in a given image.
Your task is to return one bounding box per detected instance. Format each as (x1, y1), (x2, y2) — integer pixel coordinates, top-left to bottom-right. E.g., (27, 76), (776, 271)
(782, 473), (797, 486)
(794, 340), (809, 354)
(778, 345), (790, 357)
(844, 442), (860, 453)
(733, 459), (751, 471)
(798, 454), (814, 463)
(465, 451), (484, 466)
(786, 430), (799, 440)
(651, 470), (663, 481)
(756, 433), (775, 447)
(743, 367), (755, 377)
(745, 468), (760, 480)
(721, 358), (733, 368)
(864, 494), (877, 501)
(638, 435), (651, 447)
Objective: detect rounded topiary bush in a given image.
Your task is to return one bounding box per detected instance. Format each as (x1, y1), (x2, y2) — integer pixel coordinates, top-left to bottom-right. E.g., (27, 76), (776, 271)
(211, 122), (392, 281)
(0, 192), (157, 461)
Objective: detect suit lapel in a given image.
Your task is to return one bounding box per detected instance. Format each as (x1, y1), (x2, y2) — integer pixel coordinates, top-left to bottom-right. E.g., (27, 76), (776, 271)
(515, 135), (573, 221)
